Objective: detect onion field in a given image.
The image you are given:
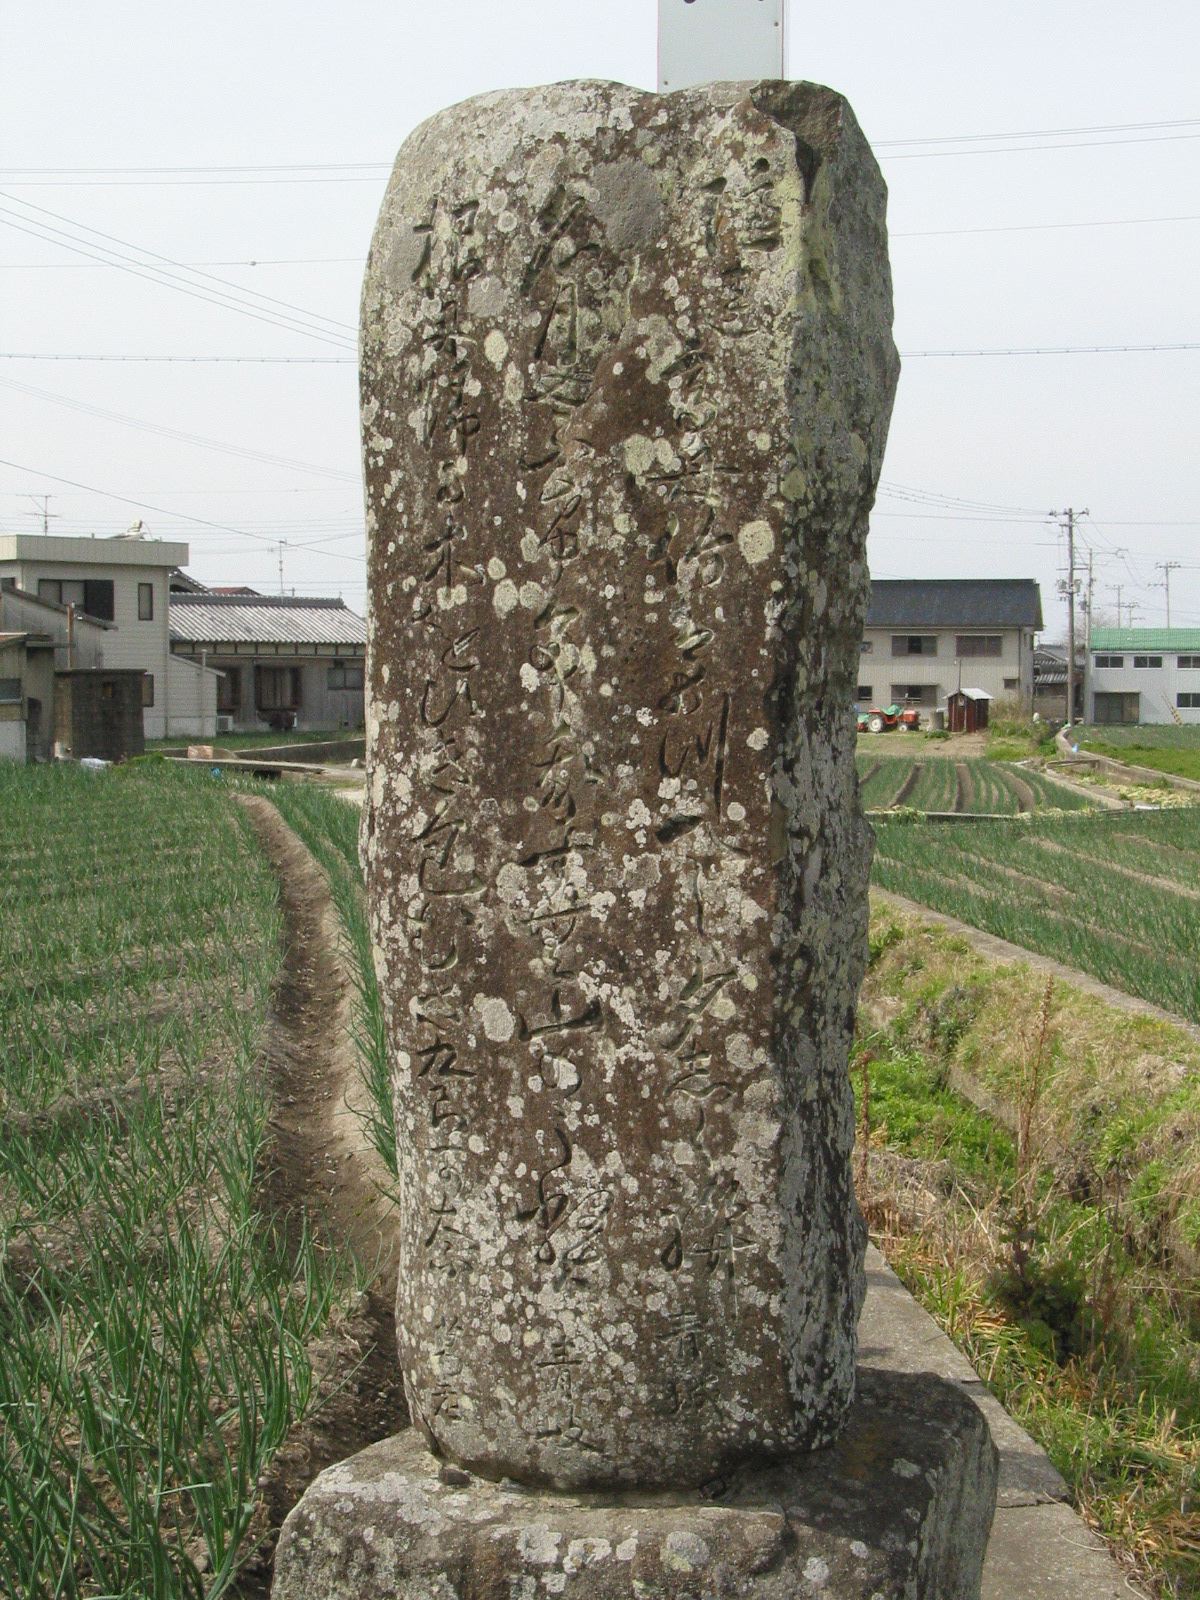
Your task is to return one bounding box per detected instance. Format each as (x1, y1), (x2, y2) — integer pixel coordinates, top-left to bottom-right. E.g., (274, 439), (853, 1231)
(856, 754), (1094, 815)
(0, 763), (349, 1598)
(872, 805), (1200, 1023)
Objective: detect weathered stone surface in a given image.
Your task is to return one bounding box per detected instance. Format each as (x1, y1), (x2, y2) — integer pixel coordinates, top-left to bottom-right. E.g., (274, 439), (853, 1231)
(272, 1370), (996, 1600)
(362, 78), (898, 1489)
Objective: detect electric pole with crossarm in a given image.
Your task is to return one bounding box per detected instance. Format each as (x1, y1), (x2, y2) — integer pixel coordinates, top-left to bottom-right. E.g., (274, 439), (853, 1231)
(1051, 507), (1088, 725)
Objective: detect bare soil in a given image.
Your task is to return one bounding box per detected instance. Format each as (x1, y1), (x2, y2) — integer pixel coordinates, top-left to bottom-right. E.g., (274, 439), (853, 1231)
(233, 797), (406, 1598)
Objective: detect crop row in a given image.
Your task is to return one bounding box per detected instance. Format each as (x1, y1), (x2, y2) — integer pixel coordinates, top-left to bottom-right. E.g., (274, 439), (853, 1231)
(856, 756), (1093, 815)
(872, 807), (1200, 1022)
(0, 763), (352, 1596)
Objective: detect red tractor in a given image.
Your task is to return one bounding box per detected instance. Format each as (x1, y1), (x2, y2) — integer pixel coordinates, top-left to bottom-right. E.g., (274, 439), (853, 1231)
(856, 703), (921, 735)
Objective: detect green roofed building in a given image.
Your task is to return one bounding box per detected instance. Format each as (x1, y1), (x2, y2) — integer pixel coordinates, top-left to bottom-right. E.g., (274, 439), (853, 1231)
(1088, 628), (1200, 725)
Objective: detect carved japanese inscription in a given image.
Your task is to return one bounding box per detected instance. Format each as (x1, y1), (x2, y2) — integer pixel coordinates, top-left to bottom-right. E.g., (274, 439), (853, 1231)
(362, 79), (898, 1491)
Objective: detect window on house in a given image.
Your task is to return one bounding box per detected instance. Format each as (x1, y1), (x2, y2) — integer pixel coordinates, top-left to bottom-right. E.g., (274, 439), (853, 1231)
(1133, 655), (1163, 669)
(1004, 677), (1019, 691)
(217, 666), (240, 714)
(142, 674), (155, 707)
(138, 582), (154, 621)
(1179, 693), (1200, 709)
(856, 685), (872, 702)
(256, 665), (301, 710)
(37, 577), (115, 621)
(1093, 691), (1139, 724)
(1093, 654), (1124, 668)
(327, 663), (365, 691)
(955, 635), (1002, 657)
(1178, 656), (1200, 669)
(0, 677), (21, 702)
(859, 640), (873, 654)
(892, 635), (937, 657)
(891, 683), (939, 706)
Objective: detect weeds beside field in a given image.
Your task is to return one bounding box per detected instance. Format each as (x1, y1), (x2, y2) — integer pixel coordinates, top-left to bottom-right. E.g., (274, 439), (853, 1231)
(872, 806), (1200, 1023)
(857, 910), (1200, 1597)
(0, 765), (355, 1597)
(1076, 724), (1200, 784)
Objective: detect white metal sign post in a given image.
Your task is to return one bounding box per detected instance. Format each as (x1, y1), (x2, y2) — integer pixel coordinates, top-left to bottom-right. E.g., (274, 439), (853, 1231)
(658, 0), (786, 91)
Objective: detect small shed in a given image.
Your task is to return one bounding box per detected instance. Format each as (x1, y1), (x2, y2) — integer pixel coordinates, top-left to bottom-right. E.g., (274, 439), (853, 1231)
(54, 668), (146, 761)
(947, 687), (992, 734)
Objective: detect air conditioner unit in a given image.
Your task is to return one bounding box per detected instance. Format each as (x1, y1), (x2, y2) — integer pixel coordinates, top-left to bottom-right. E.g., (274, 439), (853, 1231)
(216, 714), (234, 734)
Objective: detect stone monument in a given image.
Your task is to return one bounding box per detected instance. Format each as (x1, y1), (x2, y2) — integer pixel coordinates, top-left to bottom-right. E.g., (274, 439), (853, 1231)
(273, 76), (998, 1599)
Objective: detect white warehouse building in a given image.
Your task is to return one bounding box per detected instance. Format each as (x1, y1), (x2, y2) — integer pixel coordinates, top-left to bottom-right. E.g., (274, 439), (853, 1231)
(1088, 628), (1200, 726)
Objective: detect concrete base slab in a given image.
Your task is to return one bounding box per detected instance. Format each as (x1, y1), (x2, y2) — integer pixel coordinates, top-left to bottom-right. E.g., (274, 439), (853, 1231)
(858, 1245), (1150, 1598)
(272, 1368), (997, 1600)
(982, 1503), (1137, 1600)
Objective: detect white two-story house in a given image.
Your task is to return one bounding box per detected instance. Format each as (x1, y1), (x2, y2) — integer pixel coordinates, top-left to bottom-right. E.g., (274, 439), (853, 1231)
(0, 527), (216, 739)
(858, 579), (1043, 712)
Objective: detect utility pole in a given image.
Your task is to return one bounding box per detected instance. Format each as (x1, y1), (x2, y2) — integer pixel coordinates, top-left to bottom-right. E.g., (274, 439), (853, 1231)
(277, 542), (285, 596)
(1051, 507), (1087, 725)
(1155, 560), (1181, 628)
(1112, 583), (1123, 630)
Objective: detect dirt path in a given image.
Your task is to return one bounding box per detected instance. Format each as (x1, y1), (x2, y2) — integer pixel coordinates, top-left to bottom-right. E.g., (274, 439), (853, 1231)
(234, 796), (406, 1598)
(1000, 767), (1034, 813)
(893, 764), (920, 807)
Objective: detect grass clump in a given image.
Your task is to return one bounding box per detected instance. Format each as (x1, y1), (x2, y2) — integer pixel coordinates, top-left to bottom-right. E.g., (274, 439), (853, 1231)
(1076, 724), (1200, 784)
(855, 953), (1200, 1596)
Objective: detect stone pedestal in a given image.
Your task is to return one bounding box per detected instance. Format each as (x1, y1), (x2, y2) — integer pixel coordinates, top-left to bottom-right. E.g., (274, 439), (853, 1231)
(361, 75), (898, 1493)
(273, 1370), (998, 1600)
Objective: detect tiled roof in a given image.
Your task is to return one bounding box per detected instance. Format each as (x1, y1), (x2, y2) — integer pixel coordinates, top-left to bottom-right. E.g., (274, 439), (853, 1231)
(867, 579), (1043, 630)
(169, 594), (365, 647)
(1090, 628), (1200, 652)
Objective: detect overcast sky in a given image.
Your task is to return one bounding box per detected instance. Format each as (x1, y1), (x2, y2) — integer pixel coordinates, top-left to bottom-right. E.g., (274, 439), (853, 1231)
(2, 1), (1196, 637)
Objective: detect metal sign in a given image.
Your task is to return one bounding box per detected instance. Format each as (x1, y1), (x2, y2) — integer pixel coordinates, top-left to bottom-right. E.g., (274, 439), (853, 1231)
(658, 0), (786, 92)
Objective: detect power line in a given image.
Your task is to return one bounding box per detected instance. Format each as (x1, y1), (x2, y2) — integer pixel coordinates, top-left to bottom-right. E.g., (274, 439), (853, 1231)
(6, 217), (1199, 269)
(874, 116), (1200, 146)
(0, 354), (354, 362)
(0, 454), (363, 560)
(881, 132), (1200, 161)
(879, 481), (1056, 516)
(0, 192), (356, 343)
(0, 213), (355, 350)
(893, 212), (1200, 240)
(3, 133), (1195, 183)
(1, 176), (389, 189)
(2, 116), (1197, 182)
(6, 341), (1199, 362)
(904, 342), (1200, 356)
(0, 255), (365, 269)
(0, 162), (390, 176)
(0, 376), (359, 481)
